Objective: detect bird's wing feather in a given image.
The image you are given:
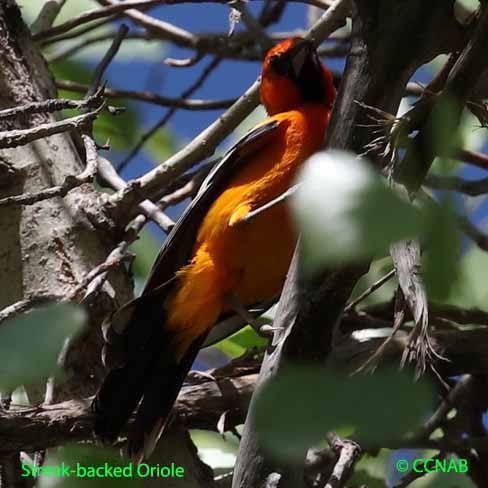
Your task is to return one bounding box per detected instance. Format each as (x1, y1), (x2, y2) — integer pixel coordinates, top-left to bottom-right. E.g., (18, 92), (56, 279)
(143, 118), (282, 292)
(92, 118), (284, 454)
(108, 119), (283, 338)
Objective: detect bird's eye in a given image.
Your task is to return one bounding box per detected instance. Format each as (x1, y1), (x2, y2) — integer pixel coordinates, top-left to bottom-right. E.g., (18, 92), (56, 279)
(268, 53), (287, 75)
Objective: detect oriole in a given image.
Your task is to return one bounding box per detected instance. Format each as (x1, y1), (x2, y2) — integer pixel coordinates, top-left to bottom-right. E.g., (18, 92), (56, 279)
(93, 37), (336, 461)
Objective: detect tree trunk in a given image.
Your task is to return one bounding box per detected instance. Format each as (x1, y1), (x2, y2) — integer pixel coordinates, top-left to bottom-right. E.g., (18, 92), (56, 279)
(0, 0), (132, 401)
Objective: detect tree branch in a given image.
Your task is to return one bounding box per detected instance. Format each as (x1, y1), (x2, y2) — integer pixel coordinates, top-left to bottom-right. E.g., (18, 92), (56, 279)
(323, 434), (361, 488)
(56, 80), (235, 110)
(0, 105), (103, 150)
(0, 359), (258, 453)
(234, 1), (466, 486)
(108, 0), (350, 223)
(0, 133), (100, 206)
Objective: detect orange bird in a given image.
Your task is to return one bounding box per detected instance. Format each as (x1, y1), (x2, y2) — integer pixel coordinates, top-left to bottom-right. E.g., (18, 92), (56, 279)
(93, 37), (336, 460)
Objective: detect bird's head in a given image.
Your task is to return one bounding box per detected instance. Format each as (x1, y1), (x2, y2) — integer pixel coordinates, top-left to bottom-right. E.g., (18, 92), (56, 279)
(260, 37), (336, 115)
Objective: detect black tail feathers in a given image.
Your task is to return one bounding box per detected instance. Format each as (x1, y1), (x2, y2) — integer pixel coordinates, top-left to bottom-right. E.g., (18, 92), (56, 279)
(92, 294), (207, 461)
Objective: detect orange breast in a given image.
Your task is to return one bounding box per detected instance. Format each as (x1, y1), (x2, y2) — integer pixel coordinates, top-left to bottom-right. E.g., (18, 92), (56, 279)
(165, 104), (329, 353)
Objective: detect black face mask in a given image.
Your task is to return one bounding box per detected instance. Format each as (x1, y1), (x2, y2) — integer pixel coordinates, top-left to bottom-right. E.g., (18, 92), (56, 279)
(268, 41), (327, 105)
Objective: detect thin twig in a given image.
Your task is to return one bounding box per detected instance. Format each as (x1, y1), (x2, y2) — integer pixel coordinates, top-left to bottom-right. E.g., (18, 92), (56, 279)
(108, 0), (350, 217)
(41, 16), (121, 46)
(230, 0), (274, 53)
(30, 0), (67, 36)
(70, 246), (133, 301)
(98, 156), (175, 232)
(415, 375), (472, 440)
(461, 216), (488, 251)
(56, 80), (235, 111)
(0, 133), (101, 207)
(344, 269), (396, 312)
(164, 51), (204, 67)
(353, 291), (406, 374)
(0, 294), (62, 325)
(46, 31), (151, 63)
(95, 0), (196, 47)
(32, 0), (164, 40)
(426, 174), (488, 196)
(117, 55), (223, 172)
(0, 87), (104, 121)
(239, 185), (300, 225)
(458, 149), (488, 171)
(0, 105), (103, 150)
(88, 24), (129, 98)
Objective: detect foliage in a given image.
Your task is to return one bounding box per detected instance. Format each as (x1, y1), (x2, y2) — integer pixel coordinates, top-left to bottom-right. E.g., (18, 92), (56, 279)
(254, 365), (434, 460)
(0, 303), (86, 392)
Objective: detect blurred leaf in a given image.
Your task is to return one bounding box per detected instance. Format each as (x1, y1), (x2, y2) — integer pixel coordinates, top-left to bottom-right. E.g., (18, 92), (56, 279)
(129, 228), (160, 279)
(349, 257), (396, 307)
(93, 106), (138, 151)
(431, 96), (463, 158)
(72, 39), (166, 62)
(144, 129), (174, 164)
(408, 470), (475, 488)
(215, 325), (267, 358)
(254, 365), (434, 461)
(0, 303), (86, 391)
(50, 59), (92, 86)
(454, 0), (480, 24)
(349, 450), (390, 488)
(291, 151), (421, 273)
(449, 245), (488, 309)
(422, 197), (461, 301)
(37, 445), (141, 487)
(190, 430), (238, 470)
(21, 0), (98, 25)
(50, 59), (138, 150)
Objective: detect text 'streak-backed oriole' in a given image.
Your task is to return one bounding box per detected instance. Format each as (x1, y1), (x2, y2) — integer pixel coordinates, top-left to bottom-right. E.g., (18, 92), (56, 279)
(93, 37), (337, 461)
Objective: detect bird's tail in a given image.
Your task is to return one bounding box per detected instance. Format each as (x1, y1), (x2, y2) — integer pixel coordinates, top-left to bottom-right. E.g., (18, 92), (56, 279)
(92, 293), (206, 461)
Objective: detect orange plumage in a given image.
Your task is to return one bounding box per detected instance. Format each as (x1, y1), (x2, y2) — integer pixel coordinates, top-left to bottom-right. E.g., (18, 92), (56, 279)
(93, 37), (336, 460)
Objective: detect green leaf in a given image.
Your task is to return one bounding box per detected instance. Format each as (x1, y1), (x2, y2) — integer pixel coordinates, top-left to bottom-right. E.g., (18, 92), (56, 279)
(21, 0), (98, 25)
(50, 59), (139, 150)
(291, 151), (422, 273)
(143, 129), (174, 164)
(36, 445), (141, 487)
(0, 303), (86, 391)
(408, 470), (475, 488)
(349, 257), (396, 307)
(449, 245), (488, 309)
(349, 450), (390, 488)
(430, 96), (463, 158)
(254, 365), (434, 461)
(422, 196), (461, 301)
(190, 430), (239, 470)
(50, 59), (92, 86)
(129, 229), (160, 279)
(215, 325), (267, 358)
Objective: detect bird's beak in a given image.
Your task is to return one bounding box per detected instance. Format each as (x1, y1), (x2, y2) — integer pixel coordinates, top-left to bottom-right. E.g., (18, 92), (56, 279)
(289, 39), (314, 78)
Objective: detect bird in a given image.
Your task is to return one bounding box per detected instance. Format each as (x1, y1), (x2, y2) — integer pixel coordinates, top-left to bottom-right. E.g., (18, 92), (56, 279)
(92, 37), (337, 462)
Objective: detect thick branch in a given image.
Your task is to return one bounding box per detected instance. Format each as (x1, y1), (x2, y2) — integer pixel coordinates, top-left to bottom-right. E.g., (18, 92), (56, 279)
(0, 360), (258, 453)
(234, 1), (466, 487)
(2, 323), (488, 453)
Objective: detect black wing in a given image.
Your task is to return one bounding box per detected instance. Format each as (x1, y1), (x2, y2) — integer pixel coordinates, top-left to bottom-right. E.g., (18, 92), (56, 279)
(108, 119), (282, 338)
(94, 119), (282, 449)
(142, 119), (281, 293)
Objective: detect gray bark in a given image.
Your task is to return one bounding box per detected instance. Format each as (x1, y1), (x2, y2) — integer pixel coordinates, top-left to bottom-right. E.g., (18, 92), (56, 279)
(0, 3), (217, 488)
(0, 0), (132, 401)
(232, 1), (467, 487)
